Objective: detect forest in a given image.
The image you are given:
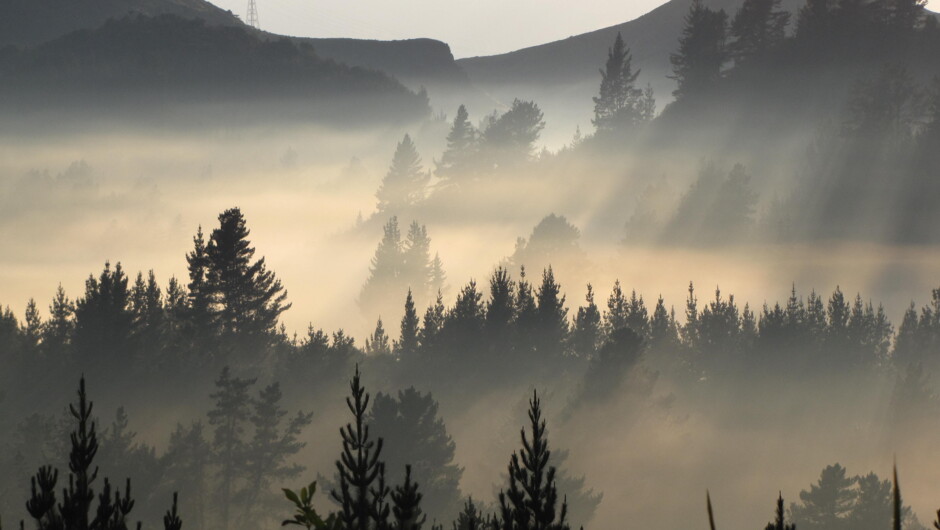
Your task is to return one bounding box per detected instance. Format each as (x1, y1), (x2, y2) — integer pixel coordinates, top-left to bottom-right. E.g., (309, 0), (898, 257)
(3, 0), (940, 529)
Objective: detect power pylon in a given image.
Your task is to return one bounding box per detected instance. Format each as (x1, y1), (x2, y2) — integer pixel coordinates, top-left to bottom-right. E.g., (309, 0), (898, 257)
(246, 0), (260, 29)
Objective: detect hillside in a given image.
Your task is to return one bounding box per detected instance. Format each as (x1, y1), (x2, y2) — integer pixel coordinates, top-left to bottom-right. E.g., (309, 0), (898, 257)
(457, 0), (804, 89)
(0, 0), (243, 48)
(293, 37), (469, 86)
(0, 14), (431, 125)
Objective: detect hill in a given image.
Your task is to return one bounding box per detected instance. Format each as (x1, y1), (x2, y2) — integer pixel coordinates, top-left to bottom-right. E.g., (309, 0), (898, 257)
(0, 0), (243, 48)
(0, 14), (431, 126)
(458, 0), (804, 89)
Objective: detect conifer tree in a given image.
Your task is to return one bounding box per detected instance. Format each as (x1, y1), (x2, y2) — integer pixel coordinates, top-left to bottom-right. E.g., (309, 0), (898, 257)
(369, 388), (462, 524)
(429, 254), (446, 296)
(649, 296), (678, 350)
(162, 422), (211, 530)
(208, 367), (256, 530)
(207, 208), (290, 350)
(242, 383), (312, 527)
(670, 0), (729, 99)
(24, 378), (179, 530)
(592, 32), (643, 133)
(366, 319), (392, 356)
(441, 282), (485, 363)
(486, 268), (516, 355)
(391, 466), (426, 530)
(396, 290), (420, 360)
(419, 292), (446, 356)
(497, 391), (570, 530)
(514, 268), (538, 357)
(452, 498), (485, 530)
(187, 226), (217, 346)
(332, 367), (389, 530)
(765, 493), (795, 530)
(403, 222), (433, 300)
(604, 280), (628, 336)
(377, 135), (429, 214)
(437, 105), (478, 181)
(481, 100), (545, 170)
(361, 218), (404, 317)
(790, 464), (855, 530)
(570, 285), (602, 358)
(729, 0), (790, 64)
(22, 298), (41, 358)
(625, 290), (651, 341)
(43, 285), (74, 358)
(73, 261), (132, 364)
(535, 268), (568, 360)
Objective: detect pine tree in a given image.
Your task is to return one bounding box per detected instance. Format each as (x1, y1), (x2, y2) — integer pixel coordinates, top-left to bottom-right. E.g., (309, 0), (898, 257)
(670, 0), (729, 99)
(22, 298), (42, 358)
(23, 378), (177, 530)
(765, 493), (795, 530)
(514, 268), (538, 358)
(592, 32), (644, 133)
(187, 226), (217, 346)
(480, 100), (545, 170)
(396, 290), (420, 360)
(361, 217), (404, 317)
(73, 261), (133, 365)
(486, 268), (516, 356)
(43, 285), (74, 358)
(402, 222), (433, 301)
(436, 105), (478, 181)
(624, 290), (650, 341)
(391, 466), (425, 530)
(377, 135), (429, 214)
(649, 296), (679, 350)
(366, 319), (392, 356)
(535, 268), (568, 360)
(241, 383), (312, 527)
(604, 280), (628, 336)
(729, 0), (790, 64)
(332, 367), (389, 530)
(570, 285), (602, 358)
(452, 498), (485, 530)
(429, 254), (446, 296)
(369, 388), (462, 524)
(162, 422), (211, 530)
(497, 391), (570, 530)
(790, 464), (855, 530)
(207, 208), (290, 350)
(208, 367), (257, 530)
(418, 292), (446, 356)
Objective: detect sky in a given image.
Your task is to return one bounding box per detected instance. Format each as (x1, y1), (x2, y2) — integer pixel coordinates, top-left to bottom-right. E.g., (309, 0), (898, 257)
(207, 0), (668, 58)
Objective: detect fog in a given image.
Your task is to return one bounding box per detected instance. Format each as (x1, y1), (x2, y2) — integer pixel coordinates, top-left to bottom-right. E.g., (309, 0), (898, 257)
(4, 3), (940, 530)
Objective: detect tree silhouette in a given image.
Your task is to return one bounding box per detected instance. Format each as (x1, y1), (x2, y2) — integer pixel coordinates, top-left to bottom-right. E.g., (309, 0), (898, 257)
(332, 366), (389, 530)
(437, 105), (478, 182)
(592, 32), (644, 133)
(208, 367), (256, 530)
(377, 135), (428, 214)
(729, 0), (790, 64)
(206, 208), (290, 352)
(670, 0), (729, 99)
(497, 390), (570, 530)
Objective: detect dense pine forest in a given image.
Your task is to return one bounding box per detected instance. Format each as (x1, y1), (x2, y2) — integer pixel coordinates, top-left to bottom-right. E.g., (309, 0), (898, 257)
(4, 0), (940, 529)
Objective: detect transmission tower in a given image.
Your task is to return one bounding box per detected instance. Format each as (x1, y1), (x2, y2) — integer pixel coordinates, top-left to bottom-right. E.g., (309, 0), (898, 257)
(246, 0), (260, 29)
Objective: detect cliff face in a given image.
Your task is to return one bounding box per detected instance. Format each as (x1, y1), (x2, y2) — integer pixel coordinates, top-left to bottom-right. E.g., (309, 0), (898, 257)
(295, 37), (469, 86)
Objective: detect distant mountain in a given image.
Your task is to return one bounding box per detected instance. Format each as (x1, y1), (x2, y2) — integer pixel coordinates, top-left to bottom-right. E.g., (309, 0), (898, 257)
(0, 15), (430, 125)
(0, 0), (243, 48)
(294, 37), (469, 86)
(457, 0), (804, 90)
